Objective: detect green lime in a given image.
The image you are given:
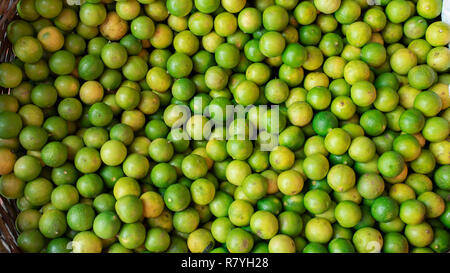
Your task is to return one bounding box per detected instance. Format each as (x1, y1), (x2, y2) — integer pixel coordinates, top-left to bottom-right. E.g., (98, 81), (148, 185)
(327, 164), (356, 193)
(118, 222), (146, 249)
(47, 237), (71, 253)
(259, 31), (285, 58)
(250, 210), (278, 240)
(356, 173), (385, 199)
(166, 0), (192, 17)
(226, 228), (254, 253)
(238, 7), (261, 33)
(294, 1), (317, 25)
(93, 211), (121, 239)
(173, 208), (199, 234)
(303, 154), (329, 181)
(346, 22), (372, 48)
(211, 217), (234, 244)
(404, 222), (434, 247)
(426, 21), (450, 47)
(399, 108), (425, 134)
(382, 232), (409, 253)
(49, 50), (76, 75)
(164, 183), (191, 212)
(78, 54), (105, 81)
(38, 209), (67, 239)
(399, 199), (426, 225)
(278, 211), (303, 237)
(0, 63), (22, 89)
(187, 228), (214, 253)
(334, 201), (361, 228)
(417, 0), (442, 19)
(378, 151), (406, 178)
(17, 0), (40, 21)
(24, 178), (53, 206)
(352, 227), (383, 253)
(304, 189), (331, 214)
(191, 178), (216, 205)
(429, 228), (450, 253)
(257, 195), (283, 215)
(313, 0), (341, 14)
(335, 0), (360, 24)
(305, 217), (333, 244)
(13, 36), (43, 64)
(371, 196), (399, 223)
(328, 238), (355, 253)
(51, 185), (79, 211)
(195, 0), (220, 13)
(72, 231), (102, 253)
(228, 199), (254, 226)
(115, 195), (143, 223)
(79, 2), (106, 26)
(67, 203), (95, 231)
(417, 191), (445, 218)
(17, 230), (45, 253)
(15, 208), (41, 232)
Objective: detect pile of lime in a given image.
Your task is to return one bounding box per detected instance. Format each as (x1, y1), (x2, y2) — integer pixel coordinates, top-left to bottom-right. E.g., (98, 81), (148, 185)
(0, 0), (449, 253)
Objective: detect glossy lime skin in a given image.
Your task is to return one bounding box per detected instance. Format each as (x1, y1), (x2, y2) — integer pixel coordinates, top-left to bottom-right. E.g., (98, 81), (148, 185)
(259, 31), (286, 57)
(263, 5), (289, 31)
(378, 151), (406, 178)
(215, 43), (240, 69)
(282, 43), (307, 68)
(371, 196), (399, 223)
(335, 201), (362, 228)
(5, 0), (450, 256)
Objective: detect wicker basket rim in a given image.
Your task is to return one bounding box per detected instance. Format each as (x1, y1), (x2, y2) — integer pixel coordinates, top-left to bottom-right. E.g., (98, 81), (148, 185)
(0, 0), (22, 254)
